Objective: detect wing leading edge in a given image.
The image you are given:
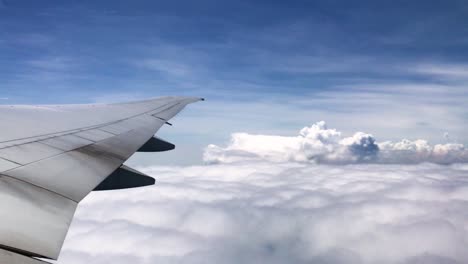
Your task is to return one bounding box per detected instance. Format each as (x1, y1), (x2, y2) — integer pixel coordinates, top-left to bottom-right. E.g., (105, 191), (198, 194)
(0, 96), (203, 261)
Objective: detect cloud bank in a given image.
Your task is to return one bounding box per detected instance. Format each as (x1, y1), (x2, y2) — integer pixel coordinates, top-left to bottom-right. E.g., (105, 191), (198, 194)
(60, 162), (468, 264)
(58, 122), (468, 264)
(204, 121), (468, 164)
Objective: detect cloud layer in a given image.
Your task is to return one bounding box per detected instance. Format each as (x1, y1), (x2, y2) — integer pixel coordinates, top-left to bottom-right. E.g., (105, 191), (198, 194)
(59, 160), (468, 264)
(57, 122), (468, 264)
(204, 121), (468, 164)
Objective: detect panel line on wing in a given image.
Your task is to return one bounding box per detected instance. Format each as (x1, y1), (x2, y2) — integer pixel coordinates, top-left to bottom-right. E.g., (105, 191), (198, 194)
(1, 124), (161, 202)
(0, 172), (76, 202)
(40, 135), (94, 152)
(0, 100), (181, 146)
(0, 99), (198, 173)
(0, 96), (203, 260)
(0, 157), (21, 167)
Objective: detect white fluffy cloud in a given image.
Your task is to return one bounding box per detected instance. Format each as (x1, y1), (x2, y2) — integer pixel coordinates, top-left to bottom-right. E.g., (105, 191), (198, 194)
(56, 122), (468, 264)
(204, 121), (468, 164)
(58, 160), (468, 264)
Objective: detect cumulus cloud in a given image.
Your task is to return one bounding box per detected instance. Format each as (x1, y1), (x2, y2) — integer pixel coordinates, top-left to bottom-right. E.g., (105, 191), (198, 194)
(59, 162), (468, 264)
(204, 121), (468, 164)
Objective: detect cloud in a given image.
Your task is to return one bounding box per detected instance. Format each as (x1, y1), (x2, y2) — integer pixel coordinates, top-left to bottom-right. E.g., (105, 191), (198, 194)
(27, 57), (75, 71)
(59, 125), (468, 263)
(59, 161), (468, 264)
(414, 63), (468, 80)
(204, 121), (468, 164)
(138, 59), (192, 77)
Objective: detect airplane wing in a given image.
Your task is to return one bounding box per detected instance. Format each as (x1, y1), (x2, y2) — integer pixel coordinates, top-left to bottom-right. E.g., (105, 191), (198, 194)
(0, 96), (203, 263)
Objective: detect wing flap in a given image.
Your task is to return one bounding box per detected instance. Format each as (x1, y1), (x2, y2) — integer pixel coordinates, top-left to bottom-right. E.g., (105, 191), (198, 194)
(0, 175), (76, 259)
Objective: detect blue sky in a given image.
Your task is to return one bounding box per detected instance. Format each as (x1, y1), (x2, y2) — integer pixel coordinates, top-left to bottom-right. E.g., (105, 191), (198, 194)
(3, 2), (466, 263)
(1, 0), (467, 164)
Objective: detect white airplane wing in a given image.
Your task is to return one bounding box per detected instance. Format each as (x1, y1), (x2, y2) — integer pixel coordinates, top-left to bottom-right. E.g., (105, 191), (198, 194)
(0, 96), (203, 263)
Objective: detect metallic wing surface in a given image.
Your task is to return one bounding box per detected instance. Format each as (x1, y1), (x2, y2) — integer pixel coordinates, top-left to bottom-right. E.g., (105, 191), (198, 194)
(0, 96), (202, 262)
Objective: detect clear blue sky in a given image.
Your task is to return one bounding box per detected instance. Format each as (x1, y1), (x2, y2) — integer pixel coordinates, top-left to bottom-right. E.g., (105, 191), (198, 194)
(1, 0), (467, 164)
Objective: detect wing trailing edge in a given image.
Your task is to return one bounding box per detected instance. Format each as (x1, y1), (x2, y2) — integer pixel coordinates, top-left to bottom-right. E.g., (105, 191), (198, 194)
(0, 247), (51, 263)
